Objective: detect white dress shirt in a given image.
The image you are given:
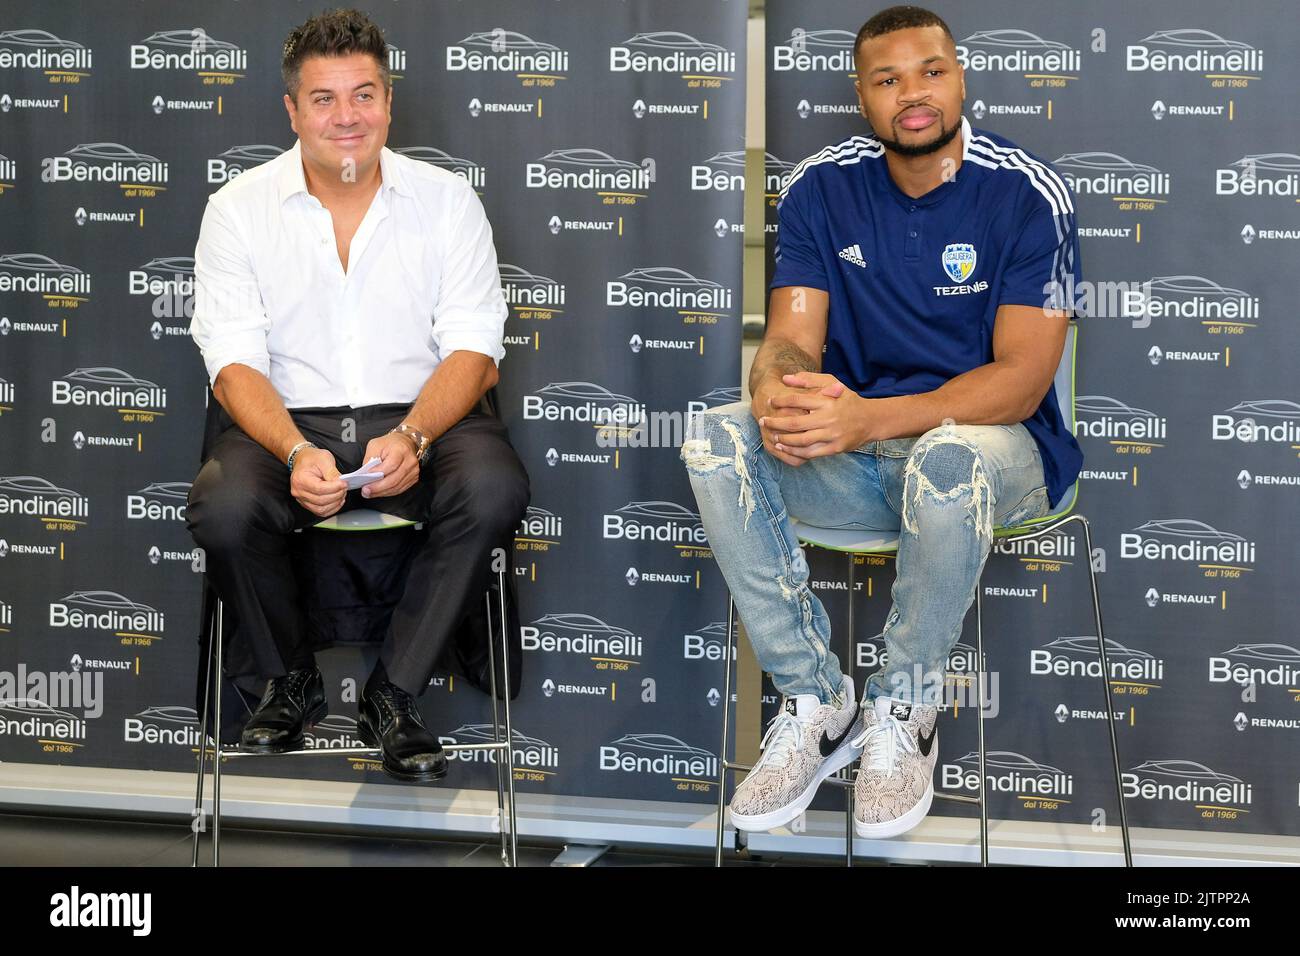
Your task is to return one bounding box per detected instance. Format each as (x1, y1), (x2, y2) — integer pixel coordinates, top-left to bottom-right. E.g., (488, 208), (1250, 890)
(191, 140), (507, 409)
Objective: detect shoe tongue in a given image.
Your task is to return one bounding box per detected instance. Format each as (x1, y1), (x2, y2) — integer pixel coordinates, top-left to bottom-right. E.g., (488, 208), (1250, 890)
(875, 697), (912, 723)
(784, 694), (821, 720)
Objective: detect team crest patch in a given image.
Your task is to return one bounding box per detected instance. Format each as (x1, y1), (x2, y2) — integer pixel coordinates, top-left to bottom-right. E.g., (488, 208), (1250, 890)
(941, 243), (977, 283)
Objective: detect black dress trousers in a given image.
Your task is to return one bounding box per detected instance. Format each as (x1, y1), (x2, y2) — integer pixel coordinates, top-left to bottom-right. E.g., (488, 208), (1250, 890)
(186, 402), (530, 696)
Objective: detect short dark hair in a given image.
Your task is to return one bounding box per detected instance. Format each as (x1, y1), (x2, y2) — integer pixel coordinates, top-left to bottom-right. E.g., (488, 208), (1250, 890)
(854, 5), (955, 57)
(282, 8), (390, 99)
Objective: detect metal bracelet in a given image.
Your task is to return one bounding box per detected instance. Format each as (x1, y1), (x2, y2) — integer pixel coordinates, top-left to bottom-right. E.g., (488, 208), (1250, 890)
(286, 440), (317, 472)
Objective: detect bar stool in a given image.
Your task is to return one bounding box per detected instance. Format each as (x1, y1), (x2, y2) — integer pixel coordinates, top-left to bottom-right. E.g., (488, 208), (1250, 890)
(714, 322), (1132, 866)
(190, 508), (518, 867)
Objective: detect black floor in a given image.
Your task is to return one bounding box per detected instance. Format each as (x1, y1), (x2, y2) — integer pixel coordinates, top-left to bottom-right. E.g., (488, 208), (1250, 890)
(0, 810), (811, 867)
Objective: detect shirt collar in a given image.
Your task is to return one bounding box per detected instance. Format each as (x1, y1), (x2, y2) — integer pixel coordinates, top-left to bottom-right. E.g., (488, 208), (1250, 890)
(277, 139), (412, 205)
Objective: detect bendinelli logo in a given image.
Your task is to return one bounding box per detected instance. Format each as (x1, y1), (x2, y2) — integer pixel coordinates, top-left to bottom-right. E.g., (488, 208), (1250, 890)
(53, 367), (166, 415)
(129, 29), (248, 78)
(304, 714), (365, 750)
(522, 381), (646, 429)
(127, 481), (189, 522)
(445, 29), (570, 82)
(1126, 29), (1262, 82)
(1123, 759), (1252, 815)
(0, 376), (13, 408)
(522, 613), (642, 668)
(516, 504), (563, 551)
(0, 475), (89, 525)
(1119, 519), (1256, 570)
(123, 705), (200, 746)
(856, 638), (977, 675)
(992, 530), (1076, 561)
(603, 500), (706, 546)
(395, 145), (486, 190)
(599, 733), (717, 785)
(606, 266), (733, 318)
(0, 598), (11, 628)
(1123, 274), (1259, 328)
(1209, 643), (1300, 690)
(0, 252), (91, 300)
(0, 29), (93, 75)
(1054, 152), (1170, 203)
(771, 27), (856, 73)
(970, 99), (1046, 120)
(691, 150), (747, 192)
(1216, 153), (1300, 198)
(525, 148), (654, 195)
(441, 725), (560, 774)
(1074, 395), (1167, 449)
(499, 262), (566, 314)
(1031, 636), (1165, 685)
(609, 31), (737, 81)
(385, 41), (407, 77)
(956, 29), (1082, 81)
(942, 751), (1074, 802)
(1212, 400), (1300, 445)
(131, 256), (194, 332)
(683, 621), (733, 661)
(0, 152), (15, 190)
(0, 696), (92, 745)
(49, 590), (164, 638)
(41, 142), (167, 186)
(207, 144), (283, 183)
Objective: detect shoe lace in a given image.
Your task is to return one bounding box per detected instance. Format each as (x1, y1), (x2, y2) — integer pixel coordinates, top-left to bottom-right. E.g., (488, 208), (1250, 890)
(754, 710), (806, 771)
(265, 669), (313, 707)
(850, 712), (916, 778)
(374, 683), (418, 722)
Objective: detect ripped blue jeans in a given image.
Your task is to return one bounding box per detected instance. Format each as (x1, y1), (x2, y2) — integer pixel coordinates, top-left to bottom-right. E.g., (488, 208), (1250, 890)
(681, 403), (1049, 707)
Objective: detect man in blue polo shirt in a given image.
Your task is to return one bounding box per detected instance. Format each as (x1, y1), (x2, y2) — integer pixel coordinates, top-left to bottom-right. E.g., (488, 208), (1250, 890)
(682, 5), (1082, 839)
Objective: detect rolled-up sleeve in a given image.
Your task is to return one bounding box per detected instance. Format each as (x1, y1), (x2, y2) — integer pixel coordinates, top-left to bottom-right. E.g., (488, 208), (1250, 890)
(191, 196), (272, 385)
(431, 181), (508, 366)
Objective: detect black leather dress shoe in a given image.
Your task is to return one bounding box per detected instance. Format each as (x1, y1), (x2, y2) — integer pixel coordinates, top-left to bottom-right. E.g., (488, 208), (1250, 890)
(240, 666), (327, 754)
(357, 672), (448, 782)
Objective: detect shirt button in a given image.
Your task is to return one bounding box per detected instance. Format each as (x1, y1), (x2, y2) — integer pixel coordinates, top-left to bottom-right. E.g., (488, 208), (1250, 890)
(909, 205), (917, 212)
(909, 231), (918, 238)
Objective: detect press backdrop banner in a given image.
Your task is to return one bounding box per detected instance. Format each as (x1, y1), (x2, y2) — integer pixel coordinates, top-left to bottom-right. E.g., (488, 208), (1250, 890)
(0, 1), (744, 808)
(766, 0), (1299, 837)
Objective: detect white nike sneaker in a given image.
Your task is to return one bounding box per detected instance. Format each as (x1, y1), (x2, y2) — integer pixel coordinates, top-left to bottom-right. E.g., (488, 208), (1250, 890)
(851, 696), (939, 839)
(728, 675), (863, 833)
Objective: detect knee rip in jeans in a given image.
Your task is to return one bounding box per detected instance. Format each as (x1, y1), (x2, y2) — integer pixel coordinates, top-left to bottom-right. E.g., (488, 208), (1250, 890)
(681, 418), (756, 530)
(901, 430), (993, 546)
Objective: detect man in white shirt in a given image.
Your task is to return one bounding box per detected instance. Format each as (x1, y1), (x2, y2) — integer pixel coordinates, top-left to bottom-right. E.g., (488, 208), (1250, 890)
(186, 9), (529, 781)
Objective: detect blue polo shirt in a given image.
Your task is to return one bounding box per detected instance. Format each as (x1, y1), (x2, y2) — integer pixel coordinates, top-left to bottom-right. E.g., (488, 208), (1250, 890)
(772, 116), (1083, 507)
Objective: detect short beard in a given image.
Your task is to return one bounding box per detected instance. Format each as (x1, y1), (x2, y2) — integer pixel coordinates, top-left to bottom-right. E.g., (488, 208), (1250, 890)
(875, 117), (961, 158)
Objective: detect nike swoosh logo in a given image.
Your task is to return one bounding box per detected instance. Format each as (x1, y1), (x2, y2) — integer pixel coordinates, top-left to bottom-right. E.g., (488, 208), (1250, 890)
(917, 722), (937, 757)
(819, 721), (852, 758)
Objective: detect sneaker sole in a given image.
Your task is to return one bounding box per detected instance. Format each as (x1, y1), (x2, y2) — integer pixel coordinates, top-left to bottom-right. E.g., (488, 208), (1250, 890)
(728, 722), (864, 833)
(853, 782), (934, 839)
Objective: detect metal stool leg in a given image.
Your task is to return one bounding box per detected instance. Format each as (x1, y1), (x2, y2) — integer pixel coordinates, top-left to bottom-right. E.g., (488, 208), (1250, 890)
(484, 591), (508, 865)
(844, 553), (856, 867)
(191, 597), (215, 867)
(975, 587), (989, 867)
(495, 565), (518, 867)
(714, 595), (735, 867)
(212, 597), (223, 867)
(1079, 517), (1132, 867)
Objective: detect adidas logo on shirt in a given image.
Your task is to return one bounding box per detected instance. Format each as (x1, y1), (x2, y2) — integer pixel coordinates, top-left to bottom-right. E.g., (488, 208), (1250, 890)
(838, 243), (866, 268)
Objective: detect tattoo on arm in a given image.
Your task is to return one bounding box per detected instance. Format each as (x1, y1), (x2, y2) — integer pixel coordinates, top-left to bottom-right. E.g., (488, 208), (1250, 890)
(749, 337), (818, 395)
